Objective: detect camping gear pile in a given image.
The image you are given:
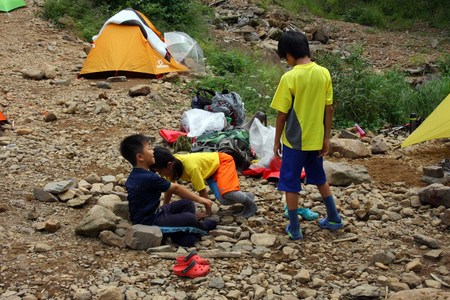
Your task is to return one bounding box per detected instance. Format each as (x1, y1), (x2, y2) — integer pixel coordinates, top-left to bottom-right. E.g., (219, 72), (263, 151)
(159, 89), (279, 177)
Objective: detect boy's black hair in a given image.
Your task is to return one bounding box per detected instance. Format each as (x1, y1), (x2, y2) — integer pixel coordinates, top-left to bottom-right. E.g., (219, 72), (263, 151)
(120, 134), (150, 166)
(152, 146), (183, 180)
(277, 31), (310, 60)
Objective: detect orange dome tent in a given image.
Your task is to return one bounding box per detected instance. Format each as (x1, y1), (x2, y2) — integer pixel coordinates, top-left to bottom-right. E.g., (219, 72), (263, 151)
(80, 8), (188, 78)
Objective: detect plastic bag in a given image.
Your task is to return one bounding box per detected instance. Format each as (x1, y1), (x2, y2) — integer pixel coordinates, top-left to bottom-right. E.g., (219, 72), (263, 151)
(249, 118), (275, 168)
(181, 109), (226, 137)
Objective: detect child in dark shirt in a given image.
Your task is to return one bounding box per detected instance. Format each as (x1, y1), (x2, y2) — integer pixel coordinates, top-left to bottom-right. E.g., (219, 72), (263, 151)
(120, 134), (216, 246)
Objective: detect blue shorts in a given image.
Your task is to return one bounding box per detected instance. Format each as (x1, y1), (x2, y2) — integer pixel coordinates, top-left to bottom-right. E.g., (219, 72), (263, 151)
(278, 145), (327, 192)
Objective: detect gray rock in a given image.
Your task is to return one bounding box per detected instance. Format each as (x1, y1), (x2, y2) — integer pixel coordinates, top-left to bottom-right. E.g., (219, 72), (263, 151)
(402, 272), (422, 288)
(423, 165), (445, 178)
(73, 288), (92, 300)
(96, 81), (111, 89)
(129, 85), (151, 97)
(297, 288), (317, 298)
(34, 243), (52, 252)
(209, 276), (225, 289)
(97, 286), (123, 300)
(33, 187), (58, 202)
(113, 201), (130, 221)
(124, 224), (162, 250)
(85, 173), (102, 184)
(371, 136), (390, 154)
(323, 161), (371, 186)
(348, 284), (380, 298)
(418, 183), (450, 208)
(250, 233), (276, 247)
(424, 249), (442, 261)
(97, 194), (122, 210)
(413, 234), (439, 249)
(312, 26), (329, 44)
(442, 209), (450, 226)
(67, 195), (92, 208)
(43, 179), (76, 194)
(75, 205), (118, 237)
(22, 69), (45, 80)
(330, 138), (371, 159)
(99, 230), (126, 248)
(372, 251), (395, 265)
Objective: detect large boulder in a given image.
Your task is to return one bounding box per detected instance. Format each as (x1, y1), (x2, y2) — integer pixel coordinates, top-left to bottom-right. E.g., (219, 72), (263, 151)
(323, 161), (372, 186)
(75, 205), (119, 237)
(330, 138), (371, 159)
(124, 225), (162, 250)
(418, 183), (450, 208)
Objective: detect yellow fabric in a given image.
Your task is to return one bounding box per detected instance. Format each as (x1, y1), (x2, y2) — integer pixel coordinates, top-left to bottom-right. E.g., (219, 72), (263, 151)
(174, 152), (220, 192)
(270, 62), (332, 150)
(80, 23), (188, 76)
(402, 93), (450, 147)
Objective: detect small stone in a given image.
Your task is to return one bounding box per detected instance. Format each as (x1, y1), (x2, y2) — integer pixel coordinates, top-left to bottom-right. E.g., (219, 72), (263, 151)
(405, 258), (423, 272)
(414, 234), (439, 249)
(424, 249), (442, 261)
(45, 219), (61, 233)
(34, 243), (52, 252)
(44, 112), (57, 122)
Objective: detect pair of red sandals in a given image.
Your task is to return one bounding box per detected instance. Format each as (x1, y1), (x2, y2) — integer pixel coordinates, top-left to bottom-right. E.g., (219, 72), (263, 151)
(172, 251), (210, 278)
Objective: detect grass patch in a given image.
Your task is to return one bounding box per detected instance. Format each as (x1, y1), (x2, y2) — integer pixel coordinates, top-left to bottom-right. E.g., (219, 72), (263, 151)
(271, 0), (450, 30)
(315, 47), (450, 129)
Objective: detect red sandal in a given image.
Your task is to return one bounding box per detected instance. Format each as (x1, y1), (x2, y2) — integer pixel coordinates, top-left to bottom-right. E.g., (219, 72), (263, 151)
(175, 250), (209, 266)
(172, 260), (210, 278)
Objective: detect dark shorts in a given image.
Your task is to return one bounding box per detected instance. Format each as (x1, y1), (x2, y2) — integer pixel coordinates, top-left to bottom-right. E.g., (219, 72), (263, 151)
(278, 145), (326, 192)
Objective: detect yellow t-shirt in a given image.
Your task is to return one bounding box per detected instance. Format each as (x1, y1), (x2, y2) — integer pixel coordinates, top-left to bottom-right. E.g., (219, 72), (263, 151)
(174, 152), (220, 192)
(270, 62), (332, 151)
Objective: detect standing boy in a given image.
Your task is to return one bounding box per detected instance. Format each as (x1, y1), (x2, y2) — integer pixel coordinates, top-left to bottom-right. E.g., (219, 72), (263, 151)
(120, 134), (216, 247)
(270, 31), (343, 240)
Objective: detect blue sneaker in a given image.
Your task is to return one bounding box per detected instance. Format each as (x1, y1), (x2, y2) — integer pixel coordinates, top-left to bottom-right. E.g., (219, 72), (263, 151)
(284, 205), (319, 221)
(318, 218), (343, 230)
(285, 224), (303, 240)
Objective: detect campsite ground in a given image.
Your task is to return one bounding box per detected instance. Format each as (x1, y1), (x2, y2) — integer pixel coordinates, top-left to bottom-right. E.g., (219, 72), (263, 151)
(0, 1), (449, 299)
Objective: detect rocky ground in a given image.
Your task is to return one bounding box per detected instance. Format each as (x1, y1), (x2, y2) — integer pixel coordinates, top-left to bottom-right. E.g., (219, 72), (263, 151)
(0, 1), (449, 300)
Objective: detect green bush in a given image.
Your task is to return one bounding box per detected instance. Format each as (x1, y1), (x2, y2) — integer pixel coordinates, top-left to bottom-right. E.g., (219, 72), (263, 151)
(42, 0), (107, 40)
(42, 0), (211, 41)
(275, 0), (450, 30)
(315, 47), (450, 129)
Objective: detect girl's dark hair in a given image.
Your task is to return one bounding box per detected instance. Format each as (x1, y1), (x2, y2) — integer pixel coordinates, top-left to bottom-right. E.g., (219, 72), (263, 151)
(120, 134), (150, 166)
(172, 159), (183, 181)
(277, 30), (310, 60)
(152, 146), (183, 180)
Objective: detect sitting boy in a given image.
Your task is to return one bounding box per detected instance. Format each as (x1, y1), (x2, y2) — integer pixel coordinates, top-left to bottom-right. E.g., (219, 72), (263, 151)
(151, 147), (258, 218)
(120, 134), (217, 247)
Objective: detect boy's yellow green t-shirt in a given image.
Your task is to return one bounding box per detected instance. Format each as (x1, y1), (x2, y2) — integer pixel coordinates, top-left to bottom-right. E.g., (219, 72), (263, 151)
(270, 62), (333, 151)
(174, 152), (220, 192)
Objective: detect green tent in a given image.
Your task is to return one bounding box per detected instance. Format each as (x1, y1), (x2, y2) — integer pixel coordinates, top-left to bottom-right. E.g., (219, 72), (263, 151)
(0, 0), (26, 12)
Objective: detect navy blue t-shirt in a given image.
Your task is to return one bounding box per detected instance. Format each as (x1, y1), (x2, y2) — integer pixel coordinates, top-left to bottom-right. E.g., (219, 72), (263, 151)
(125, 168), (171, 225)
